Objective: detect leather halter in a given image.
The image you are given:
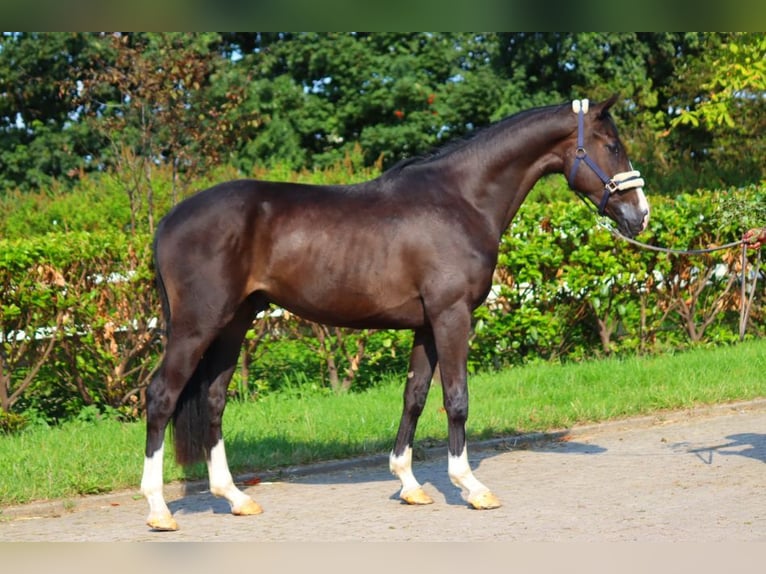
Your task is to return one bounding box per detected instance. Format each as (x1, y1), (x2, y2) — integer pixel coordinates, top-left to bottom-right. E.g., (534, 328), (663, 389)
(567, 99), (644, 215)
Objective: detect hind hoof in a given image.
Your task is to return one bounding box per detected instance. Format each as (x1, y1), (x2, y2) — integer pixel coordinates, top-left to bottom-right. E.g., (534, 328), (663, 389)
(401, 487), (434, 505)
(232, 498), (263, 516)
(468, 490), (501, 510)
(147, 512), (179, 531)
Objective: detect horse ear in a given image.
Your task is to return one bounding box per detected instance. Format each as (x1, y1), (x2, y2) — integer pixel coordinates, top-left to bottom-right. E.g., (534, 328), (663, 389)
(596, 93), (620, 117)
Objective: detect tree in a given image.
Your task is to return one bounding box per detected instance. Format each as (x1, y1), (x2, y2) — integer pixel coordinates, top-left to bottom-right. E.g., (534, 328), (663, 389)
(2, 32), (758, 197)
(0, 33), (99, 193)
(670, 33), (766, 186)
(71, 32), (257, 232)
(223, 33), (512, 171)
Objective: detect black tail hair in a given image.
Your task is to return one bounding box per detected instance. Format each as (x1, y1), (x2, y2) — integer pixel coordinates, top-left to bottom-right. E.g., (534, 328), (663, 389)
(171, 358), (212, 466)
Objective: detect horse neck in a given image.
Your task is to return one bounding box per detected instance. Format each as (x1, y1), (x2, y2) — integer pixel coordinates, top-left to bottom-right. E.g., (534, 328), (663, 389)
(438, 106), (574, 239)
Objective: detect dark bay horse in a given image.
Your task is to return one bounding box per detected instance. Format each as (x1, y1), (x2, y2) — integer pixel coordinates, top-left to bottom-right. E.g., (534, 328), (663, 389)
(141, 96), (649, 530)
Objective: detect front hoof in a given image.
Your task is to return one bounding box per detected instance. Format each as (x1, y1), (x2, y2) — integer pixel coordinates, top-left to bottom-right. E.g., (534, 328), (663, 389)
(401, 487), (434, 505)
(232, 498), (263, 516)
(147, 513), (179, 531)
(468, 490), (501, 510)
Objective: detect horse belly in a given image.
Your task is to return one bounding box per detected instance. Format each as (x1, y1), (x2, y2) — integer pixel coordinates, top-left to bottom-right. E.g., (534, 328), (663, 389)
(265, 272), (425, 329)
(261, 241), (426, 329)
(294, 297), (425, 329)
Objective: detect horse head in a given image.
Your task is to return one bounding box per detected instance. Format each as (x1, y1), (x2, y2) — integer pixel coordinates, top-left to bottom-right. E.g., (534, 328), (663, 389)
(564, 95), (650, 238)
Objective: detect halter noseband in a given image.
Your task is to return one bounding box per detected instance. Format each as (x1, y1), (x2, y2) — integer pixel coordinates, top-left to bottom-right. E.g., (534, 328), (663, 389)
(568, 99), (644, 215)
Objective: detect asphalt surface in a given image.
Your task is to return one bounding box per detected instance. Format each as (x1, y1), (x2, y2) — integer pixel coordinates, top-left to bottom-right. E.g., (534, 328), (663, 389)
(1, 399), (765, 542)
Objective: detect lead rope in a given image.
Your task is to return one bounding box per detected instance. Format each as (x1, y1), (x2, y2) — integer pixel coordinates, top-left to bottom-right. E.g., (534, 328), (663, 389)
(594, 217), (761, 342)
(596, 218), (747, 255)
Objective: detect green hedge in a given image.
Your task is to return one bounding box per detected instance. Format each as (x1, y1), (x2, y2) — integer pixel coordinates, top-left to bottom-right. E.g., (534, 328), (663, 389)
(472, 187), (765, 371)
(1, 231), (160, 427)
(2, 184), (764, 430)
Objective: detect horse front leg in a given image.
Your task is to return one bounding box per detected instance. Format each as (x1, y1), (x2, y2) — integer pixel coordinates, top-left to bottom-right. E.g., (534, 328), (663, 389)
(432, 304), (501, 510)
(390, 327), (438, 505)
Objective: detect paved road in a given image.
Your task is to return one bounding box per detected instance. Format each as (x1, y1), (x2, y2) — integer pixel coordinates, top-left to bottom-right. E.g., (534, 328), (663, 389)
(2, 400), (765, 542)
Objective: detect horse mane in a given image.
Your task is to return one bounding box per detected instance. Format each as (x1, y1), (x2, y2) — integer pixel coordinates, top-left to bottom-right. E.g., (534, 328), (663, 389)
(382, 101), (567, 178)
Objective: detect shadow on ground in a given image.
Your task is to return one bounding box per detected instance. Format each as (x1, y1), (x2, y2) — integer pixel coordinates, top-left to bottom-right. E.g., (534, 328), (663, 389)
(675, 432), (766, 465)
(169, 429), (609, 515)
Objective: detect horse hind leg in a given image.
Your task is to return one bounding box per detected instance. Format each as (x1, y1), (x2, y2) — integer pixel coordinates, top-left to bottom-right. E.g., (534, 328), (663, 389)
(141, 428), (176, 530)
(142, 330), (212, 531)
(141, 291), (265, 530)
(390, 327), (438, 505)
(203, 296), (265, 517)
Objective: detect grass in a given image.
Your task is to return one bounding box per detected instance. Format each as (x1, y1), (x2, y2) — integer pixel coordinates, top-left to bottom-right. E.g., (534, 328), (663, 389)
(1, 339), (765, 507)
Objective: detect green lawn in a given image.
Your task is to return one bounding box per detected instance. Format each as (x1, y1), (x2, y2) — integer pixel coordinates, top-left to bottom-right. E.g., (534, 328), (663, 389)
(1, 340), (764, 507)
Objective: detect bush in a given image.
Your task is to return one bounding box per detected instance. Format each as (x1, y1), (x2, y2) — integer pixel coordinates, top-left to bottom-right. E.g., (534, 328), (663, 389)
(1, 230), (160, 423)
(469, 186), (765, 370)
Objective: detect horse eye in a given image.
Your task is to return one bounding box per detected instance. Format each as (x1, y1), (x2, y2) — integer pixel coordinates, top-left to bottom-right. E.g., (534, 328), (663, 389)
(605, 142), (620, 155)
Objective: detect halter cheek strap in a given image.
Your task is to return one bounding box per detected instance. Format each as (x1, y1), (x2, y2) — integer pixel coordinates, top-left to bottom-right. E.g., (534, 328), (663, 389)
(568, 99), (645, 215)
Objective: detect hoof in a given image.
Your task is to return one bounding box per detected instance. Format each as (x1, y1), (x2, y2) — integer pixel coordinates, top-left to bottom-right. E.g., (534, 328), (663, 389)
(147, 513), (179, 531)
(468, 490), (501, 510)
(401, 487), (434, 506)
(232, 498), (263, 516)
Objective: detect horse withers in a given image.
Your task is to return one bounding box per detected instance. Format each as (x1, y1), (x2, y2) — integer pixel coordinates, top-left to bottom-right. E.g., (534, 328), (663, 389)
(140, 96), (649, 530)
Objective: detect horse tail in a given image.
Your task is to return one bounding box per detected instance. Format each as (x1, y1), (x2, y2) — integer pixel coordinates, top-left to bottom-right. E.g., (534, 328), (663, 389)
(152, 231), (171, 339)
(153, 223), (211, 467)
(171, 361), (211, 466)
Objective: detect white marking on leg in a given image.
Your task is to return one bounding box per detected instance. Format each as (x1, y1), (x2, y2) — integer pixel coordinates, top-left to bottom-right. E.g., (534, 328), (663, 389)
(141, 442), (177, 530)
(389, 447), (422, 496)
(207, 439), (261, 515)
(448, 447), (491, 501)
